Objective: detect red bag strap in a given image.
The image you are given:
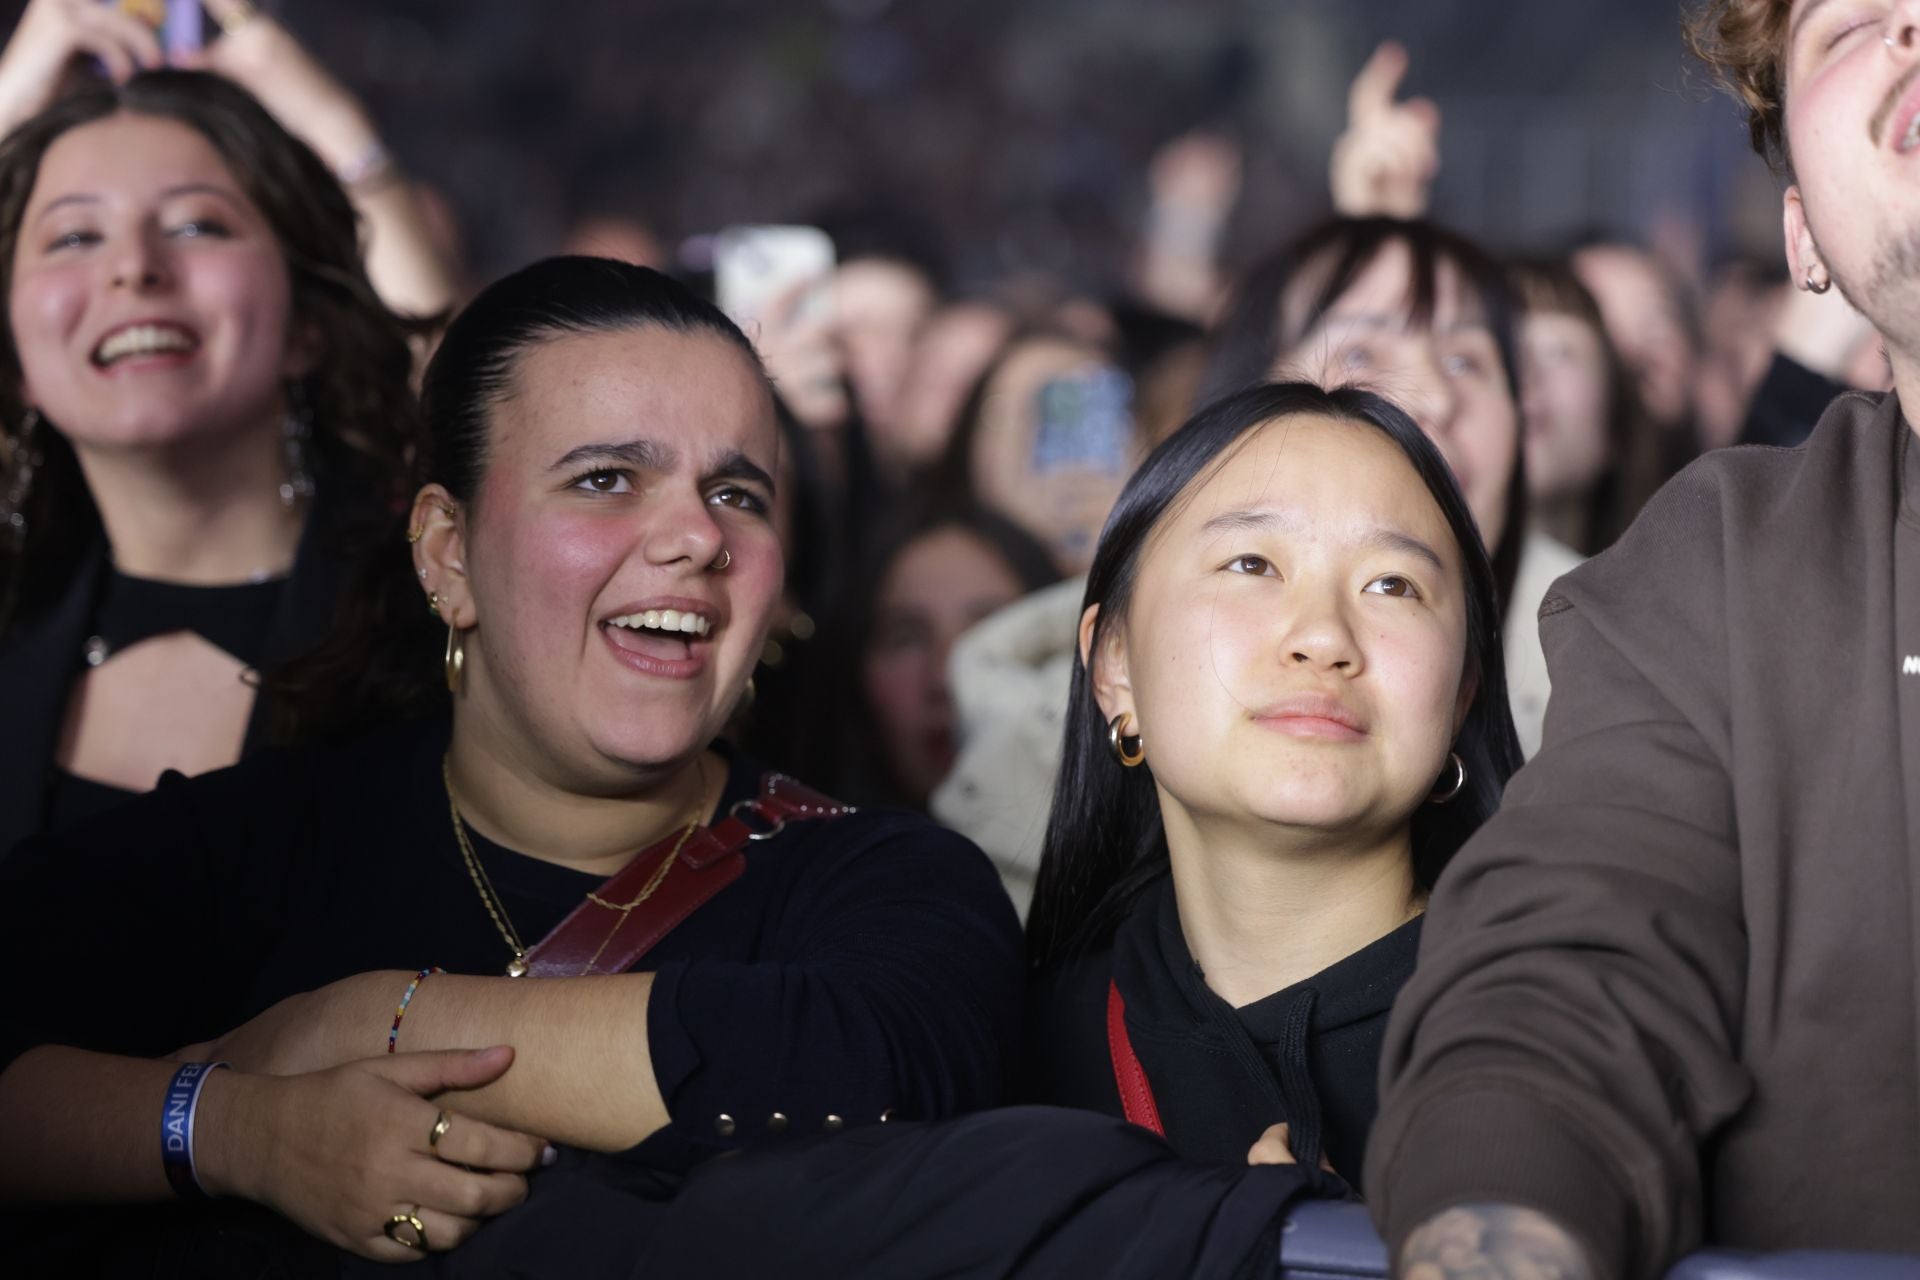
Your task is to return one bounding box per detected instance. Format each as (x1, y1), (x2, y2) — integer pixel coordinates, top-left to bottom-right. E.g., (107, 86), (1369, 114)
(517, 773), (853, 978)
(1106, 978), (1165, 1137)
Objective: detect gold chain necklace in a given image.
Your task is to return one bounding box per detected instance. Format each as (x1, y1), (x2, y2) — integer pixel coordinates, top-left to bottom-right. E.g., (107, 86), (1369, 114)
(442, 755), (707, 978)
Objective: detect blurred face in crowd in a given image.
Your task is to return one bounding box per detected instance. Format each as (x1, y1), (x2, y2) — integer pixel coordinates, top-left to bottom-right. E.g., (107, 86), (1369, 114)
(863, 525), (1029, 806)
(968, 336), (1140, 574)
(1782, 0), (1920, 366)
(835, 257), (938, 436)
(560, 215), (667, 269)
(1519, 310), (1611, 503)
(1571, 244), (1698, 430)
(889, 300), (1013, 472)
(1281, 240), (1519, 551)
(440, 326), (784, 782)
(1693, 266), (1785, 449)
(1089, 413), (1471, 852)
(9, 113), (307, 456)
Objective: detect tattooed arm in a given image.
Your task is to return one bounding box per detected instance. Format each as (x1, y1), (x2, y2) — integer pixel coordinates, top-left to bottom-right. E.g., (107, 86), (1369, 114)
(1399, 1206), (1596, 1280)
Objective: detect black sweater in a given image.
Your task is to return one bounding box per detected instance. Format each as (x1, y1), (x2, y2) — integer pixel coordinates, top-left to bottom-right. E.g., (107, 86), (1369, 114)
(0, 715), (1024, 1268)
(1025, 874), (1420, 1185)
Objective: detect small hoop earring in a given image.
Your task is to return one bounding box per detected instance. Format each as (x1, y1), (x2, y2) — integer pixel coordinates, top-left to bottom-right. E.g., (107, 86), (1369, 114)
(445, 626), (466, 695)
(1106, 712), (1145, 768)
(1429, 751), (1467, 804)
(1805, 266), (1832, 295)
(710, 548), (731, 572)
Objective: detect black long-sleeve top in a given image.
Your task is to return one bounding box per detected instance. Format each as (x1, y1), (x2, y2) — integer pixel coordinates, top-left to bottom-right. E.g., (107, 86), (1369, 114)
(0, 713), (1024, 1177)
(1023, 874), (1419, 1185)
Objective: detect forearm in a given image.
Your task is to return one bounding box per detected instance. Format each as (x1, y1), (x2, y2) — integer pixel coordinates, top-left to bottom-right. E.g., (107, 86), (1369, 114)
(0, 1045), (250, 1203)
(304, 971), (667, 1152)
(299, 110), (457, 320)
(1398, 1206), (1595, 1280)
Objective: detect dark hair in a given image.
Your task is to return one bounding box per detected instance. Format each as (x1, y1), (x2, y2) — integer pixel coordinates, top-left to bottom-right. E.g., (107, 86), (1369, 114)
(1200, 217), (1527, 612)
(821, 493), (1063, 807)
(1510, 256), (1662, 553)
(274, 255), (767, 741)
(1025, 381), (1524, 970)
(0, 70), (423, 632)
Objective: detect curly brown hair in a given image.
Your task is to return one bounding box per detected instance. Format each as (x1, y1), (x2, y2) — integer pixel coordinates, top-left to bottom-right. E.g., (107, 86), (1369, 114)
(1685, 0), (1794, 172)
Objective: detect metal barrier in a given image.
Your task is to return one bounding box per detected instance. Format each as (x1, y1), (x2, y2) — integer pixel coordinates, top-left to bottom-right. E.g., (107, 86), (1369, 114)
(1275, 1202), (1920, 1280)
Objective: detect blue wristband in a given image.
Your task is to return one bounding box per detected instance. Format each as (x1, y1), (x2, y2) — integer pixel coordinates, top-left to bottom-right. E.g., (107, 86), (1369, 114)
(161, 1061), (229, 1199)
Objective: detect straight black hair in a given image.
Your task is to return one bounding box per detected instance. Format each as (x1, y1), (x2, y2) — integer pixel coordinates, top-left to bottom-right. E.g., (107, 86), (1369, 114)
(273, 256), (766, 742)
(1024, 381), (1524, 970)
(1200, 217), (1527, 613)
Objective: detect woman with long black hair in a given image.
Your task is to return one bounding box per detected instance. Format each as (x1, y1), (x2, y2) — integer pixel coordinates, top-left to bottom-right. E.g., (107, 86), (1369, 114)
(634, 380), (1522, 1278)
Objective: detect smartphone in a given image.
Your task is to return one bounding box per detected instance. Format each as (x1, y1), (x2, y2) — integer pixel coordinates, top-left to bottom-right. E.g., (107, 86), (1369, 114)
(1030, 368), (1134, 474)
(713, 225), (836, 334)
(106, 1), (203, 58)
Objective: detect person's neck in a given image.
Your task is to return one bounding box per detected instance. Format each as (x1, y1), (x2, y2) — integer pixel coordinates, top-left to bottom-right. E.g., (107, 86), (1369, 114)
(1161, 803), (1422, 1009)
(445, 700), (722, 880)
(71, 426), (304, 583)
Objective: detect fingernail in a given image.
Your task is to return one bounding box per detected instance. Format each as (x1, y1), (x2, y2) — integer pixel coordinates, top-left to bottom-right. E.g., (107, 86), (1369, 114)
(541, 1143), (558, 1167)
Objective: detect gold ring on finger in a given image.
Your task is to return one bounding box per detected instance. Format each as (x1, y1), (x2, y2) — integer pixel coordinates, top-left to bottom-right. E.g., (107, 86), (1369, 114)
(383, 1208), (428, 1251)
(428, 1109), (453, 1152)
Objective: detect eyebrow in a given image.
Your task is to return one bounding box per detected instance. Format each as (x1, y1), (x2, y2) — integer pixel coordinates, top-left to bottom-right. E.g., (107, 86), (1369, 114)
(549, 438), (776, 495)
(32, 182), (247, 223)
(1198, 506), (1447, 572)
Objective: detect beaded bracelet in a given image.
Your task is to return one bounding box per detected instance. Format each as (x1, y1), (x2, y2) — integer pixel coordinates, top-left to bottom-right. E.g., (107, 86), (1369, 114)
(388, 966), (444, 1054)
(161, 1061), (230, 1199)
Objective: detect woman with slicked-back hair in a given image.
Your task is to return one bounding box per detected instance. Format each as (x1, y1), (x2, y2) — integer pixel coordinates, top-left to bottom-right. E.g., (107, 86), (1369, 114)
(0, 256), (1020, 1271)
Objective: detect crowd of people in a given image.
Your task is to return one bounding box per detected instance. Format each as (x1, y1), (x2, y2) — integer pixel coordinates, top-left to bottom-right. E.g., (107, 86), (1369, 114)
(0, 0), (1913, 1277)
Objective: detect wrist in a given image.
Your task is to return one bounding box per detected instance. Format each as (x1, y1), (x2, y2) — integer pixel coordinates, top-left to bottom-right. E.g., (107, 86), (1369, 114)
(188, 1067), (265, 1200)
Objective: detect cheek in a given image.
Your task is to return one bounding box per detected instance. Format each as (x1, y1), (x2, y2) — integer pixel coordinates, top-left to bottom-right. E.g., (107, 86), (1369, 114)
(477, 507), (630, 645)
(8, 269), (86, 394)
(198, 253), (293, 357)
(863, 650), (929, 732)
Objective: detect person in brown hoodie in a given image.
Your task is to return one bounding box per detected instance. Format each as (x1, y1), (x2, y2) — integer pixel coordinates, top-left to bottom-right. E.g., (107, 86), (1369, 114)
(1367, 3), (1920, 1277)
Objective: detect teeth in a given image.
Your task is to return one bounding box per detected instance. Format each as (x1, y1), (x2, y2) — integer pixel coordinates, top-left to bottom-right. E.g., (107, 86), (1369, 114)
(95, 324), (197, 365)
(609, 611), (711, 637)
(1905, 113), (1920, 153)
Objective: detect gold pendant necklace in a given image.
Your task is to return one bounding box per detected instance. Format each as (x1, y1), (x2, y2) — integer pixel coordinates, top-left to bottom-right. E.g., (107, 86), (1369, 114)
(443, 757), (531, 975)
(441, 755), (709, 977)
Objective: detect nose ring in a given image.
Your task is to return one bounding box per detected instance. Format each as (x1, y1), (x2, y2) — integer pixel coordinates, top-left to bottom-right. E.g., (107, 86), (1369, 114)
(710, 548), (731, 573)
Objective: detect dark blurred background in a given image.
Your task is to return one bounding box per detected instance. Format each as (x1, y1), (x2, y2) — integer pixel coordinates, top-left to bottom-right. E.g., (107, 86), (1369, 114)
(7, 0), (1777, 288)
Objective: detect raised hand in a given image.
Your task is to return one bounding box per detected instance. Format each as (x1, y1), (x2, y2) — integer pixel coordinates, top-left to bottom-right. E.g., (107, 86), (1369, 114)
(0, 0), (164, 132)
(1329, 41), (1441, 219)
(200, 1046), (551, 1261)
(187, 1), (384, 181)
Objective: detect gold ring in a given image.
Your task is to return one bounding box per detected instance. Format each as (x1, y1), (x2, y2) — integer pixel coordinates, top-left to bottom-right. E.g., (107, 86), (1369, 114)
(429, 1109), (453, 1151)
(383, 1209), (428, 1251)
(710, 548), (731, 572)
(216, 1), (261, 36)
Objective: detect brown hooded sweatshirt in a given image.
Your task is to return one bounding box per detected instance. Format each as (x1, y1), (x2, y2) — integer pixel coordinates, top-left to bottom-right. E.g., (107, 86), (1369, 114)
(1368, 390), (1920, 1279)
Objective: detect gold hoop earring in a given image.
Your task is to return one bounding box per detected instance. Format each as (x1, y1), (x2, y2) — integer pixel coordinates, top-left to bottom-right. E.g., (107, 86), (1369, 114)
(1429, 751), (1467, 804)
(710, 548), (731, 572)
(445, 626), (466, 695)
(1106, 712), (1145, 768)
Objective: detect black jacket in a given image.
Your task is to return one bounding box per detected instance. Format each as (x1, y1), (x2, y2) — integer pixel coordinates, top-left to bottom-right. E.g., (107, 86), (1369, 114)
(0, 477), (369, 857)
